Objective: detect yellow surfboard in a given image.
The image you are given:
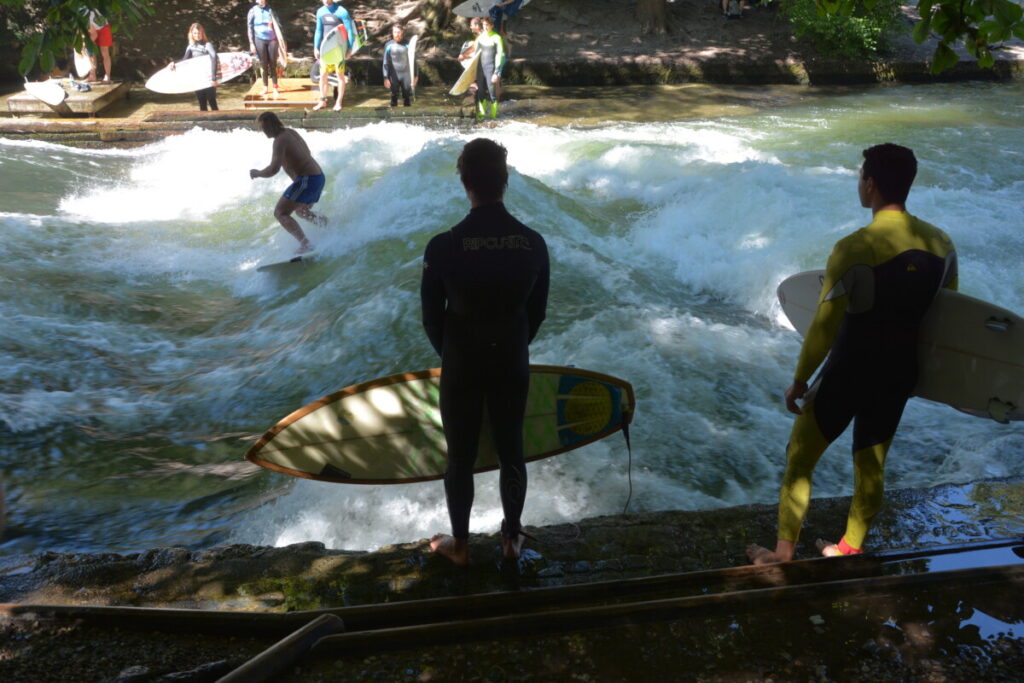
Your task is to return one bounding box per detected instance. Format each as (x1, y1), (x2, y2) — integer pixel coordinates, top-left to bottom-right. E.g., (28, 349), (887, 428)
(245, 365), (636, 484)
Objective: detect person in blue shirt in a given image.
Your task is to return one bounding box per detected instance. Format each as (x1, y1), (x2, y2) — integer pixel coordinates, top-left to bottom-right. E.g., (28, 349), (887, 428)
(247, 0), (282, 97)
(489, 0), (525, 35)
(382, 24), (418, 107)
(313, 0), (356, 111)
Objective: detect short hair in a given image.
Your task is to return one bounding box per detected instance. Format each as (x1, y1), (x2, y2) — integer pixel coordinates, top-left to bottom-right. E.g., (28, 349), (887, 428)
(862, 143), (917, 205)
(187, 22), (207, 44)
(256, 111), (285, 137)
(470, 17), (482, 29)
(392, 23), (404, 33)
(457, 138), (508, 203)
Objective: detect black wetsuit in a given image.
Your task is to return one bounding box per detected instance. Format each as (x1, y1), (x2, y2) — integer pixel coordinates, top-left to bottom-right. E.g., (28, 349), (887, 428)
(421, 202), (550, 540)
(382, 39), (415, 107)
(182, 41), (218, 111)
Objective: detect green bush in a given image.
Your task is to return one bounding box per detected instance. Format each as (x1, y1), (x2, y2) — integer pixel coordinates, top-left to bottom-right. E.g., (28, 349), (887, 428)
(783, 0), (909, 58)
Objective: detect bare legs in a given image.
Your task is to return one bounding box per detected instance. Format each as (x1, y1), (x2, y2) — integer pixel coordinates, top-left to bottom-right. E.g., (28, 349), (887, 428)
(313, 67), (345, 112)
(274, 196), (324, 253)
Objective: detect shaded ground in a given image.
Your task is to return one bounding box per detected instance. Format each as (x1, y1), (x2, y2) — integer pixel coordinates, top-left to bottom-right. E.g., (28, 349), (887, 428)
(2, 478), (1023, 681)
(45, 0), (1024, 86)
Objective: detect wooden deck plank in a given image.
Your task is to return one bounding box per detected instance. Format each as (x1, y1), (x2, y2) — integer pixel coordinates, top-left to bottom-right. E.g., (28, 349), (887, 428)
(6, 80), (130, 116)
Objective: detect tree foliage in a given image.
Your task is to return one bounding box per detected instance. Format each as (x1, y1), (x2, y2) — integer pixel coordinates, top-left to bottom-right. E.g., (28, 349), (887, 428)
(0, 0), (153, 77)
(631, 0), (1024, 72)
(819, 0), (1024, 72)
(785, 0), (907, 58)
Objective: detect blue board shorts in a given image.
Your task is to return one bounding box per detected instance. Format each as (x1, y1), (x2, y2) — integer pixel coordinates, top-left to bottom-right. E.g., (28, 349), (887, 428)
(283, 173), (326, 205)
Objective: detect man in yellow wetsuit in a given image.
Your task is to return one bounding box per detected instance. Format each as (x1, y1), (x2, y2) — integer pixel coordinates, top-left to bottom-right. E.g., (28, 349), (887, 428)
(748, 143), (958, 563)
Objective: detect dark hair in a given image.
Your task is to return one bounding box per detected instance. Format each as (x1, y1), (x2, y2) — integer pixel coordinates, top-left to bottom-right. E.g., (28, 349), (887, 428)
(457, 138), (508, 203)
(861, 143), (917, 205)
(256, 111), (285, 137)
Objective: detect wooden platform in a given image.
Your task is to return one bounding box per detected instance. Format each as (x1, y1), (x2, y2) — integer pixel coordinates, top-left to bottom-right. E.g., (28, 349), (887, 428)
(243, 78), (326, 109)
(5, 80), (130, 117)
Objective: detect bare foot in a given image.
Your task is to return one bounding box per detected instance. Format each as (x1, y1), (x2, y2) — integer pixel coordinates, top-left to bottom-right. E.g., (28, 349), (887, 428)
(746, 543), (780, 565)
(312, 99), (327, 111)
(815, 538), (845, 557)
(332, 101), (342, 112)
(501, 531), (525, 561)
(430, 534), (469, 567)
(295, 240), (315, 255)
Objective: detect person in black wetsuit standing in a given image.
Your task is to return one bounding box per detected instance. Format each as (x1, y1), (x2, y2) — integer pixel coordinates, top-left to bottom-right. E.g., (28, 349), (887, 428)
(421, 138), (550, 567)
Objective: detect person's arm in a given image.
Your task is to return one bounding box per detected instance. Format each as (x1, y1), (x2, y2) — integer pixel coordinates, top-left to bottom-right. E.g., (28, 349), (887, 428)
(421, 237), (447, 357)
(792, 242), (852, 386)
(383, 42), (392, 84)
(247, 7), (256, 50)
(313, 8), (324, 57)
(207, 42), (218, 84)
(250, 136), (284, 179)
(527, 236), (550, 343)
(494, 35), (506, 78)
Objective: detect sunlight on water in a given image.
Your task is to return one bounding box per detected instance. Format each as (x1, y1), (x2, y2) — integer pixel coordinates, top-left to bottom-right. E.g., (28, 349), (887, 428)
(0, 82), (1022, 554)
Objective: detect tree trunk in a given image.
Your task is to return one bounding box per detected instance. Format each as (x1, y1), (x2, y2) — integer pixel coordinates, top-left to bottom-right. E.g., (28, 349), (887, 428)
(636, 0), (670, 34)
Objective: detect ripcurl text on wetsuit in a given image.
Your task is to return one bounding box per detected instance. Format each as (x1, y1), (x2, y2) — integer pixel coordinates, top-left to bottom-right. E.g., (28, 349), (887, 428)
(421, 202), (550, 541)
(780, 209), (957, 553)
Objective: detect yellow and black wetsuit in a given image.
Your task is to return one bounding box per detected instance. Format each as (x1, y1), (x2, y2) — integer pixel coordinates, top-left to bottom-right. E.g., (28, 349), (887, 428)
(779, 210), (957, 554)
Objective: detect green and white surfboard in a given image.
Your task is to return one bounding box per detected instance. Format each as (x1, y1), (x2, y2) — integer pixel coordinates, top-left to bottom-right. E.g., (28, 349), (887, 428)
(245, 365), (636, 484)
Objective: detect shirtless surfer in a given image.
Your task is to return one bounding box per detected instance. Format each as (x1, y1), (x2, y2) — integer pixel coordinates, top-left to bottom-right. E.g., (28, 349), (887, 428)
(249, 111), (327, 254)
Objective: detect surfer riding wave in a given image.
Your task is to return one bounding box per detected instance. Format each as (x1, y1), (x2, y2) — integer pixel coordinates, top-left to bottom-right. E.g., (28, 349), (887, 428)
(249, 111), (327, 254)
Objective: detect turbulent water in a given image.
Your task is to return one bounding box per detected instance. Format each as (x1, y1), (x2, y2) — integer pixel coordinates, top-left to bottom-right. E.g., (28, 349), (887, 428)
(1, 81), (1022, 555)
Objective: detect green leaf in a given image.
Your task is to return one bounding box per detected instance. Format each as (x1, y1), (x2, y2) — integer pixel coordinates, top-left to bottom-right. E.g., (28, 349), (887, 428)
(994, 0), (1023, 24)
(913, 14), (934, 43)
(931, 41), (961, 73)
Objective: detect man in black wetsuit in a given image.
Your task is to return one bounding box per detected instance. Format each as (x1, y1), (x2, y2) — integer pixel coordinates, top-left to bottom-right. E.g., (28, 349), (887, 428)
(421, 138), (550, 567)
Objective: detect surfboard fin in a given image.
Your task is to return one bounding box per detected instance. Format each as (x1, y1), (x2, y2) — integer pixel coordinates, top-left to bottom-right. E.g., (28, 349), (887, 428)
(987, 398), (1016, 424)
(318, 463), (353, 480)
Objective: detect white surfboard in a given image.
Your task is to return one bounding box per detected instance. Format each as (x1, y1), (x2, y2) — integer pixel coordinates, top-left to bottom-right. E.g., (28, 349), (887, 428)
(272, 15), (289, 71)
(319, 24), (349, 68)
(73, 51), (92, 79)
(407, 34), (418, 99)
(450, 49), (481, 95)
(24, 80), (66, 107)
(257, 250), (319, 273)
(145, 52), (253, 94)
(778, 270), (1024, 422)
(454, 0), (531, 18)
(453, 0), (499, 18)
